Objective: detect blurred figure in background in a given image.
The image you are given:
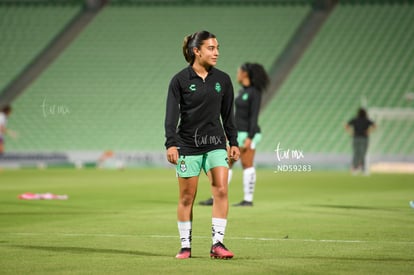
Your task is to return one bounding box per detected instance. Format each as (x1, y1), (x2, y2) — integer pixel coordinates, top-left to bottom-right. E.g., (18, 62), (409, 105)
(200, 62), (269, 207)
(0, 105), (17, 155)
(345, 107), (376, 175)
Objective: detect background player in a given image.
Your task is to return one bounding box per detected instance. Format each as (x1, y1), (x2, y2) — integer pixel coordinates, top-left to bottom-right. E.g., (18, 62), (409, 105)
(0, 105), (17, 155)
(200, 63), (269, 207)
(345, 107), (376, 175)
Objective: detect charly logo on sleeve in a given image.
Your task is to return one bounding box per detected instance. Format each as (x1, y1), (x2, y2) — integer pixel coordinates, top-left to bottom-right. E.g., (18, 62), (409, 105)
(215, 82), (221, 93)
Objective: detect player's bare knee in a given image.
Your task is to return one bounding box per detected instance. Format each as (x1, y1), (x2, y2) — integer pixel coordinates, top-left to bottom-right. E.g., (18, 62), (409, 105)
(179, 194), (195, 207)
(213, 185), (228, 199)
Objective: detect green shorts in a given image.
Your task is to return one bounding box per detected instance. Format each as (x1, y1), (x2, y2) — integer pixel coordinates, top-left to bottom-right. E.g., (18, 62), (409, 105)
(237, 131), (262, 149)
(176, 149), (229, 178)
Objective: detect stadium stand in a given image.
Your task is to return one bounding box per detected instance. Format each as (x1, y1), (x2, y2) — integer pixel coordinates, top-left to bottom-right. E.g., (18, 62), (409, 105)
(3, 0), (413, 170)
(0, 3), (80, 93)
(5, 3), (309, 151)
(259, 2), (414, 157)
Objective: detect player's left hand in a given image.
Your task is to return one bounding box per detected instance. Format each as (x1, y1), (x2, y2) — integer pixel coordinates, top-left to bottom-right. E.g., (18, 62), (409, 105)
(166, 146), (179, 165)
(229, 146), (240, 161)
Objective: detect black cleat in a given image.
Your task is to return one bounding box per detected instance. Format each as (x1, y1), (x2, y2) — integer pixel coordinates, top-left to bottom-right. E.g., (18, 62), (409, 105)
(199, 197), (214, 206)
(233, 200), (253, 207)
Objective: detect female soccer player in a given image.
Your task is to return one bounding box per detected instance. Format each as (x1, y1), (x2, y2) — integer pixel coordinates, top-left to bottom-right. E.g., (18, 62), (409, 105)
(231, 63), (269, 206)
(199, 63), (269, 207)
(164, 31), (240, 259)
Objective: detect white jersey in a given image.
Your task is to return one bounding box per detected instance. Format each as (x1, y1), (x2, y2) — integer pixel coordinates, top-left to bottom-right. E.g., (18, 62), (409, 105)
(0, 112), (7, 138)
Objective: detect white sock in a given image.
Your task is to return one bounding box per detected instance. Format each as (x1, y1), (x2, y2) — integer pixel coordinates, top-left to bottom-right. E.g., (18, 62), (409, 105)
(178, 221), (192, 248)
(212, 218), (227, 245)
(243, 167), (256, 202)
(227, 169), (233, 185)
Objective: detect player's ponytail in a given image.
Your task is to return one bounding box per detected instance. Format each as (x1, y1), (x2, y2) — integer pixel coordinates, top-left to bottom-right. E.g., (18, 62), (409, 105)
(241, 63), (270, 93)
(182, 31), (216, 65)
(182, 34), (195, 64)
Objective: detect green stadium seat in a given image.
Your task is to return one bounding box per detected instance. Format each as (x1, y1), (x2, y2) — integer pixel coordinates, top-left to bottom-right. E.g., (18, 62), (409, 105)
(0, 4), (80, 93)
(259, 3), (414, 156)
(6, 4), (309, 151)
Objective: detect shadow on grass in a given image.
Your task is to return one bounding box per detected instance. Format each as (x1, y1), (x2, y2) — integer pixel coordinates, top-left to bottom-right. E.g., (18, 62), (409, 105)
(296, 255), (414, 263)
(10, 244), (169, 257)
(0, 212), (120, 216)
(310, 204), (399, 211)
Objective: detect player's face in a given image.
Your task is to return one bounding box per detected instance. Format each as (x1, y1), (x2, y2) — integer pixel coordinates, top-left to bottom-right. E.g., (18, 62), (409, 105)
(237, 67), (248, 84)
(197, 38), (219, 67)
(237, 68), (245, 83)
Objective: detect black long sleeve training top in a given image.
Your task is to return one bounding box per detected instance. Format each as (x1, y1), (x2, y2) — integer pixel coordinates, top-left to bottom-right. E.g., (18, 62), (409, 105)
(164, 66), (238, 155)
(234, 86), (262, 139)
(347, 117), (374, 138)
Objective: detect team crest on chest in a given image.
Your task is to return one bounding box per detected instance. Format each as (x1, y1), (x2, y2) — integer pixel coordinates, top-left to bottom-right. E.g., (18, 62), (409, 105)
(215, 82), (221, 93)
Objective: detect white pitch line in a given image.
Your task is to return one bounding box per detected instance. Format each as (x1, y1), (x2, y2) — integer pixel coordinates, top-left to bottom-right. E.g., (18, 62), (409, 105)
(3, 232), (414, 245)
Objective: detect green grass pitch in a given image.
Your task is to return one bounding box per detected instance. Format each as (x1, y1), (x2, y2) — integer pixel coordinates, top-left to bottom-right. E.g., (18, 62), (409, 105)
(0, 168), (413, 274)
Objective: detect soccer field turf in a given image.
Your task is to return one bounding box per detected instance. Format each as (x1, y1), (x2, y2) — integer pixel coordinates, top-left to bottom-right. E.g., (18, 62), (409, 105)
(0, 168), (413, 274)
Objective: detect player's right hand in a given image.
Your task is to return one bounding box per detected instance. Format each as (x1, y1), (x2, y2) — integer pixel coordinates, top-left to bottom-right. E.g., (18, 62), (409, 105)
(166, 146), (179, 164)
(229, 146), (240, 161)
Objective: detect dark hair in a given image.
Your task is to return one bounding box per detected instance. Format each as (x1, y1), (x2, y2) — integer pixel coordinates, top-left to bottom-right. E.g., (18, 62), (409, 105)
(357, 108), (367, 119)
(240, 63), (269, 93)
(182, 30), (216, 65)
(2, 105), (11, 114)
